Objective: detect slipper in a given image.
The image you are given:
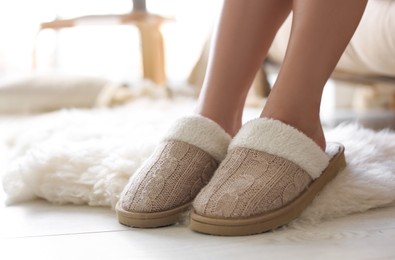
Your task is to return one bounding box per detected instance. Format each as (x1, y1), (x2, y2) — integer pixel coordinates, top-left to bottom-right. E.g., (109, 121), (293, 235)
(116, 116), (231, 228)
(190, 118), (346, 236)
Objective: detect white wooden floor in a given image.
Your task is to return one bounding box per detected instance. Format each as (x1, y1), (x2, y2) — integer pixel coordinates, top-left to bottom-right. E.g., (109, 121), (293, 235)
(1, 183), (395, 260)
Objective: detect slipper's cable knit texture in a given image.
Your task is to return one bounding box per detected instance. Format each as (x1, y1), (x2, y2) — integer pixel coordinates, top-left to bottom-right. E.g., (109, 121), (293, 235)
(121, 140), (218, 212)
(193, 147), (312, 218)
(119, 116), (231, 213)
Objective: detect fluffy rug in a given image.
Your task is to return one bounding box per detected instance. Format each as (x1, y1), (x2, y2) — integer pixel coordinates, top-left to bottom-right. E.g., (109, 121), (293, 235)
(1, 97), (395, 227)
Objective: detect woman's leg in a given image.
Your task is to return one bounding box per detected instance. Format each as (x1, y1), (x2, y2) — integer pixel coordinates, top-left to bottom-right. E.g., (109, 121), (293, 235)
(261, 0), (367, 150)
(195, 0), (292, 137)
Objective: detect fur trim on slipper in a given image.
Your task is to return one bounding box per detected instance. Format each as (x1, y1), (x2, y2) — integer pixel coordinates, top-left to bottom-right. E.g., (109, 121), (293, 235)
(229, 118), (329, 179)
(163, 116), (231, 162)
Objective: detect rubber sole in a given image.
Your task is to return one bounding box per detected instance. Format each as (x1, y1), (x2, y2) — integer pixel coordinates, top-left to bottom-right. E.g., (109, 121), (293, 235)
(190, 145), (346, 236)
(116, 202), (191, 228)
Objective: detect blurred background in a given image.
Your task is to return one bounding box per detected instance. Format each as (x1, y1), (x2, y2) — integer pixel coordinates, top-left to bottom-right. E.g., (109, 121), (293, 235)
(0, 0), (394, 129)
(0, 0), (221, 83)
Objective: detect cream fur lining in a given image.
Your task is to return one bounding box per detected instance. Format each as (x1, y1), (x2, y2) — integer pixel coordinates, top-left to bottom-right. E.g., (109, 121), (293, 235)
(229, 118), (330, 179)
(163, 116), (231, 162)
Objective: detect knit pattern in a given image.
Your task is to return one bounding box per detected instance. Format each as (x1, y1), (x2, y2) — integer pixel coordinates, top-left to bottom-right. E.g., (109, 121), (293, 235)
(193, 147), (312, 218)
(121, 140), (218, 213)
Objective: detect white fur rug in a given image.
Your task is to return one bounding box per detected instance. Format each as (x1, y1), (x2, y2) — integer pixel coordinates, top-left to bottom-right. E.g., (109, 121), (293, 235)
(1, 97), (395, 227)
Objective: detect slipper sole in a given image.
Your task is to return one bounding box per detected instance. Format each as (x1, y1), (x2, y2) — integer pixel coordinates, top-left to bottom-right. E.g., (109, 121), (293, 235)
(116, 202), (191, 228)
(190, 145), (346, 236)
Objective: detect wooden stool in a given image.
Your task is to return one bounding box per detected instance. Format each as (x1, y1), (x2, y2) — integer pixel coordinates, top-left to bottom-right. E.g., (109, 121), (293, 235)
(33, 0), (170, 85)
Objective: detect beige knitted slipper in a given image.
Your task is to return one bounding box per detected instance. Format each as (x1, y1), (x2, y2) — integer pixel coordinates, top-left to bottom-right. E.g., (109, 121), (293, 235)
(190, 118), (346, 236)
(116, 116), (231, 228)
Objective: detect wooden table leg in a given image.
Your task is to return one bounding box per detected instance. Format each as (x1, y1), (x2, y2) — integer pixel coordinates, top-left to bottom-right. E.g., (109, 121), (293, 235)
(137, 20), (166, 85)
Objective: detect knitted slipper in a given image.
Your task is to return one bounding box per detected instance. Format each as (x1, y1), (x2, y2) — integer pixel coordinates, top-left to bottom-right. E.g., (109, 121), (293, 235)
(190, 118), (346, 236)
(116, 116), (231, 228)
